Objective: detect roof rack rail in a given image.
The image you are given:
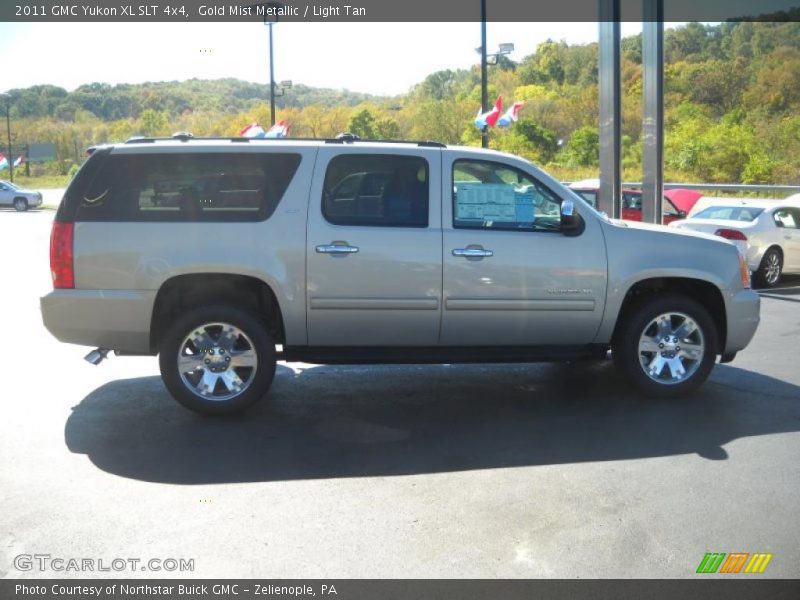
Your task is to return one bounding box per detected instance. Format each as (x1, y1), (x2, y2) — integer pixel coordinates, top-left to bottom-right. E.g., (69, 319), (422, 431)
(123, 135), (447, 148)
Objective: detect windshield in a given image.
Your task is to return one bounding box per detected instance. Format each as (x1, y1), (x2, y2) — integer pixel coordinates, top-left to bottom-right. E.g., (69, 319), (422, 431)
(692, 206), (764, 221)
(1, 180), (20, 191)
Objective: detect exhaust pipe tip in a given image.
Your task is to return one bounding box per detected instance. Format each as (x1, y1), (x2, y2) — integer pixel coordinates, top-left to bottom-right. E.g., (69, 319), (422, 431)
(84, 348), (110, 366)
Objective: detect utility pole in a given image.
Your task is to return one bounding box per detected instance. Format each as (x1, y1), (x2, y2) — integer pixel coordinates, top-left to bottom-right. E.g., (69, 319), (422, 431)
(268, 21), (276, 127)
(3, 95), (13, 183)
(480, 0), (488, 148)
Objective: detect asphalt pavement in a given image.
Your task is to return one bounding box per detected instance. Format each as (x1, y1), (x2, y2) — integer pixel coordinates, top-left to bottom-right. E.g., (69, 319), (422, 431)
(1, 208), (798, 579)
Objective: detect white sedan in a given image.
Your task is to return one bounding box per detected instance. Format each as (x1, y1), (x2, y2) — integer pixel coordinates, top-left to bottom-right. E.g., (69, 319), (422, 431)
(669, 199), (800, 288)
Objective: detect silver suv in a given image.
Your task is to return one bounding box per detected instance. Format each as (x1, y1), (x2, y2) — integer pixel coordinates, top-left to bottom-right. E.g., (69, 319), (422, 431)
(41, 135), (760, 414)
(0, 180), (42, 211)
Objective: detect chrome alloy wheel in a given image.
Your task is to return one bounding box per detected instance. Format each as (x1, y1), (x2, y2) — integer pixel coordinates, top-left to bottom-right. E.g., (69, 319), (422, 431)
(177, 322), (258, 401)
(764, 252), (781, 285)
(637, 312), (705, 385)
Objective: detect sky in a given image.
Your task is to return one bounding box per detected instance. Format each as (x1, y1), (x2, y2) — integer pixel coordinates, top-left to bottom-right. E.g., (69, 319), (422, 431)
(0, 21), (648, 96)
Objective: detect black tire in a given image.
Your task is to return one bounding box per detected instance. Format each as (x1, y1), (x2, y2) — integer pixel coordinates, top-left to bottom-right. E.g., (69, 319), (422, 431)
(612, 294), (718, 397)
(754, 247), (783, 288)
(159, 305), (276, 415)
(13, 197), (28, 212)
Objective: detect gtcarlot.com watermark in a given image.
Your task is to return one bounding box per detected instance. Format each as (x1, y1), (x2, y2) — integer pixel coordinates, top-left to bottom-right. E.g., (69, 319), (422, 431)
(14, 554), (194, 573)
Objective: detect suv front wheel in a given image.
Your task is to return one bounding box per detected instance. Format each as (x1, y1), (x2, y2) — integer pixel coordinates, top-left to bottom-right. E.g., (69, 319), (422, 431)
(159, 305), (276, 415)
(612, 294), (718, 397)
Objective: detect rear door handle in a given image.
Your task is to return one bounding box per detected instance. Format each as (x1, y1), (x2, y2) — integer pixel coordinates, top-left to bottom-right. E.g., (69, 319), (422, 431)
(452, 247), (493, 258)
(316, 243), (359, 254)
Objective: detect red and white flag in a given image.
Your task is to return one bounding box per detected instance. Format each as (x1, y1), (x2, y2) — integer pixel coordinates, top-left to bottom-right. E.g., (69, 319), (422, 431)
(264, 120), (290, 138)
(497, 101), (526, 127)
(239, 122), (267, 138)
(474, 97), (503, 129)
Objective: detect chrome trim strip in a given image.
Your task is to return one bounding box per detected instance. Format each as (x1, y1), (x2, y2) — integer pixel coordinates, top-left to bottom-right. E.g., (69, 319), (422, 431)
(445, 298), (595, 311)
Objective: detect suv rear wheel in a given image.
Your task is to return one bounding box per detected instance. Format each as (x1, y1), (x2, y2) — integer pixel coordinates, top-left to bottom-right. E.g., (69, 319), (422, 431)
(612, 294), (718, 397)
(159, 305), (276, 415)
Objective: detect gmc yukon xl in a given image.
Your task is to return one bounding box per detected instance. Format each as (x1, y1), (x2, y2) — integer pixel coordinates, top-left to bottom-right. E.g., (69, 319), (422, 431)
(41, 135), (760, 414)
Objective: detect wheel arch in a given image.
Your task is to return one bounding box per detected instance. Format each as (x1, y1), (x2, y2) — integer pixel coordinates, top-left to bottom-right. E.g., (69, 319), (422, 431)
(611, 277), (727, 354)
(149, 273), (286, 354)
(763, 244), (784, 260)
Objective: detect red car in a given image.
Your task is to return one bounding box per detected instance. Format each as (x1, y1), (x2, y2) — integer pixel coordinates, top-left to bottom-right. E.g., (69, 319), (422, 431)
(569, 180), (701, 225)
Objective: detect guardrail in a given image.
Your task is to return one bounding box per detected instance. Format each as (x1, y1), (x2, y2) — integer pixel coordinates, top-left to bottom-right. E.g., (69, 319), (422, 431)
(623, 183), (800, 195)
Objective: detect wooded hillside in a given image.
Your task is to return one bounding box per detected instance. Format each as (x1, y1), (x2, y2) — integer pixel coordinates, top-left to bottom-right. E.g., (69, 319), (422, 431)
(7, 21), (800, 184)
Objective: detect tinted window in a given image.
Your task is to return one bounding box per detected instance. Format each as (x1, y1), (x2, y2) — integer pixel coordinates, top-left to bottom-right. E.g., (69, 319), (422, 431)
(693, 206), (764, 221)
(453, 159), (561, 232)
(76, 152), (301, 222)
(322, 154), (429, 227)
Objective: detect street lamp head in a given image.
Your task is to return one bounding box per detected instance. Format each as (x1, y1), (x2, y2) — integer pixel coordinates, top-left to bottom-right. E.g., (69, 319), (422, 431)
(279, 80), (293, 88)
(498, 43), (515, 54)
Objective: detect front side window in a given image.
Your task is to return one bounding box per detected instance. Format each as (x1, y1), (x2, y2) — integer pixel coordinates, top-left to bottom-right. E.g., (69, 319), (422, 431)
(574, 189), (597, 208)
(76, 152), (301, 222)
(452, 159), (561, 232)
(322, 154), (429, 227)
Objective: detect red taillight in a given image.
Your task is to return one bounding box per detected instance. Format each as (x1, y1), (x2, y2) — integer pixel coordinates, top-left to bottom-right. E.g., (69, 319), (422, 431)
(50, 221), (74, 289)
(714, 228), (748, 241)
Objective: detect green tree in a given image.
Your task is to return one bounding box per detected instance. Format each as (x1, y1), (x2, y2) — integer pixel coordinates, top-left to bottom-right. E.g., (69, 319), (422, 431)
(559, 126), (599, 167)
(139, 109), (169, 136)
(348, 109), (376, 139)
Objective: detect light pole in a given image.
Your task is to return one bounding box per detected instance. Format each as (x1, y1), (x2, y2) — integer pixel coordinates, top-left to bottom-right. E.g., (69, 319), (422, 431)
(480, 0), (488, 148)
(261, 1), (287, 127)
(1, 93), (12, 183)
(477, 3), (514, 148)
(268, 20), (276, 126)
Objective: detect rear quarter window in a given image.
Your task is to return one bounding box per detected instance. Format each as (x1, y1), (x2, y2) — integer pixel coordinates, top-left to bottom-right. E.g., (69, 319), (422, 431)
(75, 152), (301, 222)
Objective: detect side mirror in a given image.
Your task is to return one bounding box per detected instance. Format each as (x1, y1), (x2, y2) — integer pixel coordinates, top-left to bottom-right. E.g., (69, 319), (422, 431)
(678, 210), (687, 218)
(561, 199), (584, 237)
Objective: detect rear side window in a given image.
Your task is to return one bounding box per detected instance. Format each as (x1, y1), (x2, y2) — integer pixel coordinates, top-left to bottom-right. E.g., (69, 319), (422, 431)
(693, 206), (764, 222)
(75, 152), (301, 222)
(322, 154), (429, 227)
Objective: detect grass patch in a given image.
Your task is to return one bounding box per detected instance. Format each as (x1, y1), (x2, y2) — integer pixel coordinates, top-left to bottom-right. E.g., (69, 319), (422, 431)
(4, 174), (69, 189)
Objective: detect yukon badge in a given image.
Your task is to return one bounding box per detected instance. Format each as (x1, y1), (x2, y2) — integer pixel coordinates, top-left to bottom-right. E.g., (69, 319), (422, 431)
(546, 288), (593, 295)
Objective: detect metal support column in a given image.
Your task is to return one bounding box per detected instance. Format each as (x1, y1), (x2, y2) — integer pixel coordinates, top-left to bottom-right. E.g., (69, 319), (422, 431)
(480, 0), (489, 149)
(642, 0), (664, 224)
(598, 0), (621, 218)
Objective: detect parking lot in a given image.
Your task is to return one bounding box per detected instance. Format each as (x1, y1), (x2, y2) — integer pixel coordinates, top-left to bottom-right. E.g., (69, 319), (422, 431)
(1, 207), (799, 578)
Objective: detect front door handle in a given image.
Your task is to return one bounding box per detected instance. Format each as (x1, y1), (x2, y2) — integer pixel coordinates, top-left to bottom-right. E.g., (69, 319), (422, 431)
(452, 247), (493, 258)
(316, 243), (359, 255)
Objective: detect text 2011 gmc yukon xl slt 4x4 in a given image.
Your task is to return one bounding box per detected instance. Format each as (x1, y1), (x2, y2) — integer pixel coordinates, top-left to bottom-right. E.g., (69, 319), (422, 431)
(41, 135), (760, 414)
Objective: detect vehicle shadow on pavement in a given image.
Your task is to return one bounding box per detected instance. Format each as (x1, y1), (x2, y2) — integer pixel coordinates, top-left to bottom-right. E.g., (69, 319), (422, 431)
(64, 361), (800, 484)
